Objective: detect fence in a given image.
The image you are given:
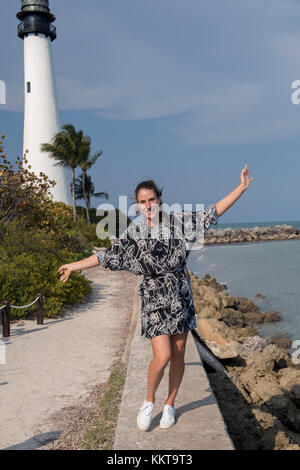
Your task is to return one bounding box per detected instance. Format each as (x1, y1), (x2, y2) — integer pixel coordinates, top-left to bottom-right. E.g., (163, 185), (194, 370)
(0, 293), (44, 338)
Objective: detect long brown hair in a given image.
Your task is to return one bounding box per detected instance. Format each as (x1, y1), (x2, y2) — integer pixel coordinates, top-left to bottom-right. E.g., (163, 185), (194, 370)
(134, 179), (163, 203)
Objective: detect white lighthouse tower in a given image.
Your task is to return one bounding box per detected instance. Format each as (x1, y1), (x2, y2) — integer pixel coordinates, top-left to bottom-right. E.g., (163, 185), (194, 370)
(17, 0), (71, 205)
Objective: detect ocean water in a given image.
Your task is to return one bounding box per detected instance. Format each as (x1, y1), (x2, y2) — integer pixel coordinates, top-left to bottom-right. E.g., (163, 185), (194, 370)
(187, 221), (300, 342)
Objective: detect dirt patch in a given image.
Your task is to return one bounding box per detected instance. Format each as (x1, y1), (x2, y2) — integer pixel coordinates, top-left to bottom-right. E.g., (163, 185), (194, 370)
(40, 269), (136, 450)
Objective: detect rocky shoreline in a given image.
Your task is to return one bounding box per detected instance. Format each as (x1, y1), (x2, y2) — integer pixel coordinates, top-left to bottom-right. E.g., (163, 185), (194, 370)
(190, 272), (300, 450)
(204, 224), (300, 244)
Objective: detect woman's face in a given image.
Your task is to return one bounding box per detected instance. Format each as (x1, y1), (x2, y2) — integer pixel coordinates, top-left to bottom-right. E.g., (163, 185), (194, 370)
(136, 188), (161, 224)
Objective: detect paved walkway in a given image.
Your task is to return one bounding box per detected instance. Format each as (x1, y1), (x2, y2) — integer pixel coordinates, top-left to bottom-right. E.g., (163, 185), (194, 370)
(0, 264), (234, 450)
(0, 267), (137, 450)
(114, 297), (234, 450)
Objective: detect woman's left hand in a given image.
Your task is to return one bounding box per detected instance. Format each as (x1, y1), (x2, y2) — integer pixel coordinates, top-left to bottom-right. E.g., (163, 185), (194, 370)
(240, 164), (254, 190)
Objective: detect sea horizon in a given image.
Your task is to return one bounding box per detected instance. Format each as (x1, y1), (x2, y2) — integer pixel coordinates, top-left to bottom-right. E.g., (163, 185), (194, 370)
(212, 219), (300, 230)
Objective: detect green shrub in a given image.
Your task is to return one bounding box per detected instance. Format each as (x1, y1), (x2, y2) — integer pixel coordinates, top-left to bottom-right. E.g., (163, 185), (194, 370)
(0, 220), (93, 319)
(0, 250), (92, 320)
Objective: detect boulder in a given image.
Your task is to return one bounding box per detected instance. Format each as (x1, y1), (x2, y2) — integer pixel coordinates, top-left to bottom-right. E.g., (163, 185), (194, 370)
(278, 368), (300, 407)
(271, 336), (292, 349)
(243, 311), (265, 324)
(236, 297), (260, 313)
(220, 293), (239, 309)
(221, 309), (245, 327)
(237, 337), (289, 371)
(255, 293), (266, 298)
(264, 311), (282, 322)
(195, 318), (239, 359)
(195, 304), (224, 320)
(238, 369), (281, 404)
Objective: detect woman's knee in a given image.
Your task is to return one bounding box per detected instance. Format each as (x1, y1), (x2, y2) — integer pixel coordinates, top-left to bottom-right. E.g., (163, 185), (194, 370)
(153, 352), (171, 369)
(150, 334), (171, 368)
(170, 349), (185, 364)
(170, 335), (188, 363)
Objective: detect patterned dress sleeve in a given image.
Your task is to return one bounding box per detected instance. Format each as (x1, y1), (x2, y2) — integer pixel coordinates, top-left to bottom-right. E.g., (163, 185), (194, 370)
(96, 236), (142, 274)
(181, 204), (218, 244)
(97, 238), (128, 271)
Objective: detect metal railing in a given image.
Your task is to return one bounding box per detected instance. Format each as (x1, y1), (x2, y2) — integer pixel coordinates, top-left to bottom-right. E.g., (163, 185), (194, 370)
(17, 22), (56, 40)
(0, 293), (44, 338)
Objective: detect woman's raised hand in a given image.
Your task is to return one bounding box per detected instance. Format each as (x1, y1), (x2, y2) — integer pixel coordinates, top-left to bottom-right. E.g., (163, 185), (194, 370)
(58, 264), (73, 283)
(240, 164), (254, 190)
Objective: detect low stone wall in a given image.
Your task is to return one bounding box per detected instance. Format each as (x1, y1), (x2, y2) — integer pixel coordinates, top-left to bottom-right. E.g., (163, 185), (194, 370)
(204, 225), (300, 244)
(190, 272), (300, 450)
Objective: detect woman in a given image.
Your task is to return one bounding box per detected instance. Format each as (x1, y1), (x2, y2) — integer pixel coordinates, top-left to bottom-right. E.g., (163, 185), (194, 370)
(58, 164), (253, 431)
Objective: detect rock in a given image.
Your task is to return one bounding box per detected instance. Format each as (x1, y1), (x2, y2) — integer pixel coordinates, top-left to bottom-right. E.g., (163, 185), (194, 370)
(205, 340), (239, 359)
(251, 407), (278, 429)
(243, 311), (265, 324)
(220, 293), (239, 309)
(238, 369), (281, 403)
(264, 311), (282, 322)
(243, 335), (270, 351)
(255, 293), (266, 298)
(271, 399), (300, 433)
(221, 309), (245, 327)
(195, 318), (240, 359)
(235, 325), (259, 339)
(195, 304), (224, 320)
(217, 229), (227, 237)
(271, 336), (292, 349)
(204, 225), (300, 245)
(236, 297), (260, 313)
(278, 368), (300, 407)
(274, 431), (300, 450)
(191, 272), (227, 292)
(240, 370), (300, 433)
(238, 337), (289, 371)
(192, 283), (223, 316)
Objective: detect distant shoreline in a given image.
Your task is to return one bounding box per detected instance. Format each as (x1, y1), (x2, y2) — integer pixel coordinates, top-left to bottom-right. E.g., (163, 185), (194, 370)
(214, 220), (300, 228)
(204, 224), (300, 245)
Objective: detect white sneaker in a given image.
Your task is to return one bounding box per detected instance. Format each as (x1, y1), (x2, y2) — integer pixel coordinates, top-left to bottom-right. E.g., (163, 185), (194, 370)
(160, 404), (176, 429)
(137, 399), (155, 431)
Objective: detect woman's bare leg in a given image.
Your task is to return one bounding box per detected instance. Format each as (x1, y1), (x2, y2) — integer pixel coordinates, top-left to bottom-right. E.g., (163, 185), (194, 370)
(146, 334), (171, 403)
(165, 332), (189, 407)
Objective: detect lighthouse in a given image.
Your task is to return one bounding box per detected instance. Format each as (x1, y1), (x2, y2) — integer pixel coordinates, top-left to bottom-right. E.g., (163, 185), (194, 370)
(17, 0), (71, 205)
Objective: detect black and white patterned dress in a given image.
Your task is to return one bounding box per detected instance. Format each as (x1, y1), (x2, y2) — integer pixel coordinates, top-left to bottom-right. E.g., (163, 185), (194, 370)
(97, 205), (218, 339)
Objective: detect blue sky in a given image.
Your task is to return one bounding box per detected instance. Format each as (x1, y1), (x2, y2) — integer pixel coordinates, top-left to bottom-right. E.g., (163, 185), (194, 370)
(1, 0), (300, 223)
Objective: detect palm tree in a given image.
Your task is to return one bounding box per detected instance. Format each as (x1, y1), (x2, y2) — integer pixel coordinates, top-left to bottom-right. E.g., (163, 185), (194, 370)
(78, 135), (104, 225)
(41, 124), (86, 221)
(74, 173), (108, 222)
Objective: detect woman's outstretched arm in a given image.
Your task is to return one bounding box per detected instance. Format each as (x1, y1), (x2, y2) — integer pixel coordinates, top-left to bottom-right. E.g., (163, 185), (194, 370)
(215, 164), (254, 217)
(58, 254), (100, 283)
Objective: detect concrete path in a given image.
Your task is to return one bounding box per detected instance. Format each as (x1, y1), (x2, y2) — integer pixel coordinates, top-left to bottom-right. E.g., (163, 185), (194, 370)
(114, 301), (234, 450)
(0, 267), (137, 450)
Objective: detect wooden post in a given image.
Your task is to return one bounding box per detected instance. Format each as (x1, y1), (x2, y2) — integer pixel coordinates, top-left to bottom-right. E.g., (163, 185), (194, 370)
(0, 308), (3, 333)
(36, 293), (44, 325)
(3, 301), (10, 338)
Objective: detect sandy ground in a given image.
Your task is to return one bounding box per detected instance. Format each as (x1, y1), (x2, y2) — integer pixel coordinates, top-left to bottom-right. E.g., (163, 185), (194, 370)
(0, 266), (137, 450)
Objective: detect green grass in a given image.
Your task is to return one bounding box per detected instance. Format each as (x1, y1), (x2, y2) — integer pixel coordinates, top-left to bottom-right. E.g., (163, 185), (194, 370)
(80, 361), (127, 450)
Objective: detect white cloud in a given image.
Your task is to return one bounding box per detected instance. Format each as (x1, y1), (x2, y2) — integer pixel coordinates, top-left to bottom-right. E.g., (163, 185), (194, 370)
(6, 0), (300, 146)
